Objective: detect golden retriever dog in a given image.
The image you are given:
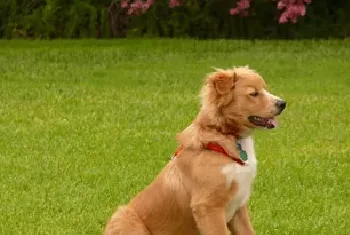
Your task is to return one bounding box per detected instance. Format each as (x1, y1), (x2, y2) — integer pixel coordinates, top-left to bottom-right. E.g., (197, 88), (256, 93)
(104, 66), (286, 235)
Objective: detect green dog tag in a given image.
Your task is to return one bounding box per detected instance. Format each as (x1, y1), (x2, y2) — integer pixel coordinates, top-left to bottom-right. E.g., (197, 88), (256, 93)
(239, 150), (248, 161)
(237, 143), (248, 161)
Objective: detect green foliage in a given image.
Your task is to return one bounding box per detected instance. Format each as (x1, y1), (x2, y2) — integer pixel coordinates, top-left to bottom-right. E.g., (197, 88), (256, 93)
(1, 0), (110, 38)
(127, 0), (350, 39)
(0, 0), (350, 39)
(64, 0), (98, 38)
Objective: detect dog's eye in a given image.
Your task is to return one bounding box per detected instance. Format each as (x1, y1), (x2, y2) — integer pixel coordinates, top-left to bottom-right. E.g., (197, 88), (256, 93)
(249, 92), (259, 97)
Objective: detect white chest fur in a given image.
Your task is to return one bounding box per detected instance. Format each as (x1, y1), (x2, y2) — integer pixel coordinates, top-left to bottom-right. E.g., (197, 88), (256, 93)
(221, 136), (257, 222)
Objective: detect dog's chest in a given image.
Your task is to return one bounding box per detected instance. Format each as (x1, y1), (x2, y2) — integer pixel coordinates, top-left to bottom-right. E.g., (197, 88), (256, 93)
(221, 136), (257, 222)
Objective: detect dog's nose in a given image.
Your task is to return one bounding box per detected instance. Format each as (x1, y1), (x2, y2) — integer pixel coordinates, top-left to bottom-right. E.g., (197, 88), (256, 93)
(276, 99), (286, 110)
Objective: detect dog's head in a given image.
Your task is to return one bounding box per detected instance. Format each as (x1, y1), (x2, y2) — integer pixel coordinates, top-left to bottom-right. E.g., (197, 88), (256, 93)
(199, 66), (286, 134)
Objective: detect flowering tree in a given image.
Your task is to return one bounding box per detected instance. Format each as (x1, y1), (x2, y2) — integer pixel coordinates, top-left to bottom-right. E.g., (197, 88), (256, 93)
(120, 0), (312, 23)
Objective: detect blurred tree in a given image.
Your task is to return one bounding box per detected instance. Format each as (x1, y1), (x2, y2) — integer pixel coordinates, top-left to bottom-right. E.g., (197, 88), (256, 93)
(1, 0), (350, 39)
(121, 0), (311, 23)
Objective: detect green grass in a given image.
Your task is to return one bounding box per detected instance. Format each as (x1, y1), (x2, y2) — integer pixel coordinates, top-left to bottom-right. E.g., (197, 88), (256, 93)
(0, 39), (349, 235)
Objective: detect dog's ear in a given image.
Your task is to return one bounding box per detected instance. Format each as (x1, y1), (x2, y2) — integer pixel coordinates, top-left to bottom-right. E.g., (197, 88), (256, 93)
(210, 70), (237, 95)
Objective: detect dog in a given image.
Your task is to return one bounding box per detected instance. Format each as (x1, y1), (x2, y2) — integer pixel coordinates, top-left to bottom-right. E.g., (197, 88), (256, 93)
(104, 66), (286, 235)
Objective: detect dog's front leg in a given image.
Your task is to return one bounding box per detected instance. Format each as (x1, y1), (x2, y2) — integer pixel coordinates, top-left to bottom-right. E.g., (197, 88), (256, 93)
(192, 203), (228, 235)
(227, 204), (255, 235)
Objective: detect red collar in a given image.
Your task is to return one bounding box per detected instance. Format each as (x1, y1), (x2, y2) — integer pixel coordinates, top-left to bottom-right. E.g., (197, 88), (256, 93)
(173, 143), (246, 166)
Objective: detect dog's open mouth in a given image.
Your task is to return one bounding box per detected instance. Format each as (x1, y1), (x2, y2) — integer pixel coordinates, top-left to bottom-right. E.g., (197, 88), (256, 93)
(248, 116), (278, 129)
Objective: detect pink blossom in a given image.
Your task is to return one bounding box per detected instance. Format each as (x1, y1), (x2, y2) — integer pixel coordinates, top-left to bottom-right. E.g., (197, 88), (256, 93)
(127, 8), (134, 15)
(169, 0), (181, 8)
(121, 0), (129, 8)
(229, 8), (240, 15)
(142, 0), (154, 12)
(277, 1), (286, 9)
(237, 0), (250, 9)
(125, 0), (155, 15)
(279, 12), (288, 23)
(121, 0), (311, 24)
(299, 5), (306, 16)
(276, 0), (311, 23)
(229, 0), (251, 17)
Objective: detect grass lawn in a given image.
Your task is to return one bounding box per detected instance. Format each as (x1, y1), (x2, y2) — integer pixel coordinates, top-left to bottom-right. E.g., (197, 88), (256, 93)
(0, 39), (349, 235)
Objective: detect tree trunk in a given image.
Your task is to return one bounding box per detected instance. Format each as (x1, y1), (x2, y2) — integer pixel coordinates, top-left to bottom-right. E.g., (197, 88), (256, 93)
(108, 1), (129, 37)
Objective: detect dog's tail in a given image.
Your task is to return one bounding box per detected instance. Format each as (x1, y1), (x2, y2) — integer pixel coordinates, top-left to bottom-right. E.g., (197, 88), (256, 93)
(104, 206), (150, 235)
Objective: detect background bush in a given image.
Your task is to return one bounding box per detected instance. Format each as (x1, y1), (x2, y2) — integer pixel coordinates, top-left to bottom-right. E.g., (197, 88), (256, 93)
(1, 0), (350, 39)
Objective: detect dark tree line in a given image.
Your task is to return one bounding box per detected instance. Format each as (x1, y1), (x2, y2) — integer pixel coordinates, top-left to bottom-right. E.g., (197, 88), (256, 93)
(0, 0), (349, 39)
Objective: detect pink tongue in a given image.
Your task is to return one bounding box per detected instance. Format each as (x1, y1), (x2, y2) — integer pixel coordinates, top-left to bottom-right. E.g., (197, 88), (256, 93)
(268, 118), (279, 127)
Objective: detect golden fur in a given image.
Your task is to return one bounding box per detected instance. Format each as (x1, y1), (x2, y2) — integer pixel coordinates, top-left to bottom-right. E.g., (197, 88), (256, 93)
(104, 66), (285, 235)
